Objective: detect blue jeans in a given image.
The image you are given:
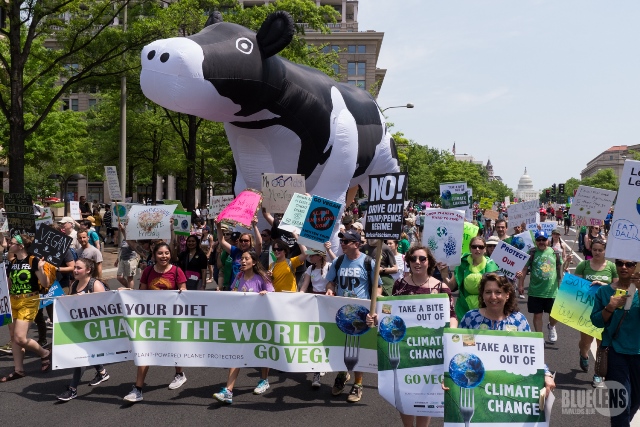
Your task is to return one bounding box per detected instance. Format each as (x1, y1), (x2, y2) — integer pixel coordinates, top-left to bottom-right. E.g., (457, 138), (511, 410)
(605, 348), (640, 427)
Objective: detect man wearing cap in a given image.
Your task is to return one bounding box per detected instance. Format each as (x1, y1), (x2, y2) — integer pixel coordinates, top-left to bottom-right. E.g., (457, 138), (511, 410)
(518, 230), (563, 343)
(485, 236), (500, 257)
(57, 216), (80, 250)
(325, 229), (382, 403)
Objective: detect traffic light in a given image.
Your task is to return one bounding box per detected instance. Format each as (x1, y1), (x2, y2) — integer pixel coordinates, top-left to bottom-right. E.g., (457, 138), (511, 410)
(559, 183), (565, 194)
(551, 183), (556, 194)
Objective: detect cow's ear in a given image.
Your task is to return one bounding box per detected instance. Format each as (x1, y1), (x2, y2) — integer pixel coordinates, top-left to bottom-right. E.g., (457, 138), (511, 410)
(256, 11), (294, 58)
(204, 11), (223, 28)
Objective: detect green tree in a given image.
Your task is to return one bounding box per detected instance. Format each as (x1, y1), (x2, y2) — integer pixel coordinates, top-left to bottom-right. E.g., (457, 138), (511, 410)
(581, 168), (619, 191)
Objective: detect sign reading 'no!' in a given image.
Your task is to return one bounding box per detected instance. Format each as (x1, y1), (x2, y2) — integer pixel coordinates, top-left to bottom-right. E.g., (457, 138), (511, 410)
(364, 173), (408, 240)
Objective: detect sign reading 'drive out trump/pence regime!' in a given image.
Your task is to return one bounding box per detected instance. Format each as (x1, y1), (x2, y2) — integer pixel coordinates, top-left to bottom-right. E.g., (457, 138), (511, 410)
(365, 173), (407, 239)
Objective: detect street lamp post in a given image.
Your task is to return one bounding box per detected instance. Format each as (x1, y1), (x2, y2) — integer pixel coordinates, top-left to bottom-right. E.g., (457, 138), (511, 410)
(48, 173), (87, 215)
(381, 103), (414, 113)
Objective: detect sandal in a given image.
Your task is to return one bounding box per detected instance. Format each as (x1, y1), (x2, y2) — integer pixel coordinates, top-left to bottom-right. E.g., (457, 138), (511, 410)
(0, 371), (26, 382)
(41, 350), (52, 373)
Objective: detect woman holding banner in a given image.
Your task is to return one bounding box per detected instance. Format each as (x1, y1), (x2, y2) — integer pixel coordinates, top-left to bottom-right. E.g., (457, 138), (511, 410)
(575, 238), (618, 388)
(437, 236), (500, 321)
(0, 234), (51, 382)
(268, 237), (307, 293)
(591, 259), (640, 427)
(123, 242), (187, 403)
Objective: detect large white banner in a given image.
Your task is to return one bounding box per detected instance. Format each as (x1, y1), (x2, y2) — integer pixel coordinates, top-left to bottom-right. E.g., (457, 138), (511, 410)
(421, 209), (465, 267)
(606, 160), (640, 261)
(568, 185), (616, 222)
(52, 291), (378, 372)
(507, 200), (539, 227)
(125, 204), (177, 240)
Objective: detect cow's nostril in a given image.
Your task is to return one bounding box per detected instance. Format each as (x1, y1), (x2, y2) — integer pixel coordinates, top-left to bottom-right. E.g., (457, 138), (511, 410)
(147, 50), (156, 60)
(160, 52), (170, 63)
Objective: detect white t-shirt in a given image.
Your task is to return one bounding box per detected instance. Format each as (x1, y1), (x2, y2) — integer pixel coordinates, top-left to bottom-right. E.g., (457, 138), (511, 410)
(305, 263), (331, 293)
(391, 253), (405, 281)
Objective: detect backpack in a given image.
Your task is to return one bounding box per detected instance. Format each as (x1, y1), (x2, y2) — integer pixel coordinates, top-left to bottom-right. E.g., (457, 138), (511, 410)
(332, 254), (375, 295)
(71, 277), (110, 294)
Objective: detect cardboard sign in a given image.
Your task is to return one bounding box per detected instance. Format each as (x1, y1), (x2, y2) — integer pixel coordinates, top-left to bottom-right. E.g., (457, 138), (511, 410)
(568, 185), (616, 221)
(421, 209), (465, 266)
(4, 193), (36, 236)
(261, 173), (306, 214)
(208, 195), (234, 219)
(483, 210), (499, 221)
(215, 189), (262, 229)
(126, 204), (177, 240)
(490, 240), (530, 280)
(69, 201), (81, 220)
(440, 182), (468, 209)
(31, 224), (74, 266)
(550, 274), (603, 339)
(173, 211), (192, 236)
(299, 195), (342, 250)
(0, 263), (11, 327)
(606, 160), (640, 261)
(279, 193), (312, 234)
(365, 173), (407, 239)
(507, 200), (539, 226)
(163, 199), (184, 211)
(104, 166), (123, 201)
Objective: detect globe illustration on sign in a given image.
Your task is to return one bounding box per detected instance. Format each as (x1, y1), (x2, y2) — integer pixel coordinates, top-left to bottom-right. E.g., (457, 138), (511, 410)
(449, 353), (485, 388)
(511, 236), (525, 250)
(181, 219), (189, 230)
(114, 205), (126, 218)
(441, 190), (452, 200)
(637, 197), (640, 215)
(335, 304), (370, 336)
(379, 315), (407, 343)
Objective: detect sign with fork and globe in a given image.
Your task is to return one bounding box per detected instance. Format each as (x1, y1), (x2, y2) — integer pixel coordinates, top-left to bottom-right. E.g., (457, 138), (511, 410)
(443, 329), (548, 426)
(376, 294), (450, 417)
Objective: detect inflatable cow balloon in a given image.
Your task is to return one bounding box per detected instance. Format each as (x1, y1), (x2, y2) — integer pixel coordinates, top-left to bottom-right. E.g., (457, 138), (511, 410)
(140, 11), (399, 250)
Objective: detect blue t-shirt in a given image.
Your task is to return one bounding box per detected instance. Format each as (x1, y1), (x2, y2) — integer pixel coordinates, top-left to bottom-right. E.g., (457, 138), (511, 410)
(229, 245), (244, 279)
(88, 230), (100, 248)
(326, 253), (382, 299)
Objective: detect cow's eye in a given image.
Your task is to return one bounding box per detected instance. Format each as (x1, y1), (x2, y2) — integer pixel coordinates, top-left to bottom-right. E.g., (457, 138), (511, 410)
(236, 37), (253, 55)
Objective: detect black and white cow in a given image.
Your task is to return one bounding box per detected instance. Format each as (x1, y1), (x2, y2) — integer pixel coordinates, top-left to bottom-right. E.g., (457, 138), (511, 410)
(140, 11), (399, 249)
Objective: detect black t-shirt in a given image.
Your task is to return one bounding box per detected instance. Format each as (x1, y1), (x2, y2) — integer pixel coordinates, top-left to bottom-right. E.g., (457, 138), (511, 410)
(178, 250), (208, 275)
(57, 248), (75, 285)
(360, 243), (396, 271)
(271, 218), (301, 258)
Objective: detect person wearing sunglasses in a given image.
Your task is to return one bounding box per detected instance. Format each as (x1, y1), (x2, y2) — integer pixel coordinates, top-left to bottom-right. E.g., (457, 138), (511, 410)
(575, 238), (618, 387)
(438, 236), (499, 321)
(583, 225), (604, 260)
(215, 219), (262, 287)
(268, 237), (307, 293)
(591, 259), (640, 427)
(518, 230), (563, 343)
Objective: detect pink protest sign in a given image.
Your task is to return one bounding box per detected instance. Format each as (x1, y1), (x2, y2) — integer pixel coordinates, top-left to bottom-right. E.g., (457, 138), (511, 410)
(215, 189), (263, 229)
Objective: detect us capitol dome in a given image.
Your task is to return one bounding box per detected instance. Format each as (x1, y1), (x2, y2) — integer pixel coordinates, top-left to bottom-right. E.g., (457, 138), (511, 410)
(515, 168), (540, 201)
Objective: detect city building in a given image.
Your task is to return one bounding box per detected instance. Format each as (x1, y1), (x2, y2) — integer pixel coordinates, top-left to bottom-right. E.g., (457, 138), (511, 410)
(515, 168), (540, 202)
(580, 144), (639, 180)
(486, 159), (503, 182)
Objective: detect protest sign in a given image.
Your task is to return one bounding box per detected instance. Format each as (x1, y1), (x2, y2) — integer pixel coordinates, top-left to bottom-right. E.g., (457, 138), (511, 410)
(52, 291), (378, 372)
(507, 200), (539, 226)
(0, 263), (11, 327)
(35, 216), (53, 230)
(462, 222), (479, 254)
(279, 193), (312, 234)
(550, 274), (602, 339)
(440, 182), (468, 209)
(376, 294), (448, 417)
(509, 230), (535, 253)
(572, 216), (604, 227)
(443, 328), (548, 426)
(569, 185), (616, 222)
(365, 173), (407, 239)
(31, 224), (73, 266)
(261, 173), (305, 214)
(504, 196), (510, 206)
(299, 195), (342, 250)
(112, 203), (136, 226)
(208, 195), (234, 219)
(126, 204), (177, 240)
(606, 160), (640, 261)
(216, 189), (262, 229)
(490, 241), (530, 280)
(163, 199), (185, 211)
(4, 193), (36, 236)
(479, 198), (492, 210)
(173, 211), (192, 236)
(104, 166), (123, 201)
(483, 210), (499, 221)
(69, 201), (81, 220)
(526, 221), (557, 233)
(39, 281), (65, 309)
(421, 209), (465, 266)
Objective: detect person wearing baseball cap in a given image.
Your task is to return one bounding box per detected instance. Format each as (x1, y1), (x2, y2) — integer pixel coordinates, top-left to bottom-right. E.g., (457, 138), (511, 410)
(57, 216), (79, 249)
(485, 236), (500, 257)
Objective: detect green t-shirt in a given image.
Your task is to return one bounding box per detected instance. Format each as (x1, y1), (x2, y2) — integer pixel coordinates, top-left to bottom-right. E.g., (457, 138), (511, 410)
(575, 260), (618, 284)
(398, 239), (410, 254)
(527, 248), (560, 298)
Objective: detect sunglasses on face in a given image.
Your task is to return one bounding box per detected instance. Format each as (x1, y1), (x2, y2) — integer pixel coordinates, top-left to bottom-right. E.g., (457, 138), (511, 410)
(273, 247), (284, 252)
(340, 239), (354, 245)
(616, 261), (637, 268)
(536, 238), (547, 242)
(407, 255), (427, 263)
(239, 239), (251, 243)
(470, 245), (485, 250)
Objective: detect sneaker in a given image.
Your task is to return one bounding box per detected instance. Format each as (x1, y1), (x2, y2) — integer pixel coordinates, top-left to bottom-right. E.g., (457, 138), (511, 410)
(57, 387), (77, 402)
(0, 342), (12, 354)
(319, 372), (326, 377)
(592, 375), (604, 388)
(123, 386), (143, 402)
(89, 370), (110, 386)
(212, 387), (233, 404)
(312, 373), (321, 389)
(253, 379), (270, 395)
(547, 323), (557, 343)
(168, 372), (187, 390)
(579, 354), (589, 373)
(346, 384), (363, 403)
(46, 320), (54, 330)
(331, 372), (350, 396)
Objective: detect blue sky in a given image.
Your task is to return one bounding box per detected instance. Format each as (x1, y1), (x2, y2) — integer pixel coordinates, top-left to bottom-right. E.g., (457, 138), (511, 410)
(360, 0), (640, 191)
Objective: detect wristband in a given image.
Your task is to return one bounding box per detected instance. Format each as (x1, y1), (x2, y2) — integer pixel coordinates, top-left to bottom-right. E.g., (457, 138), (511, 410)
(604, 307), (615, 314)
